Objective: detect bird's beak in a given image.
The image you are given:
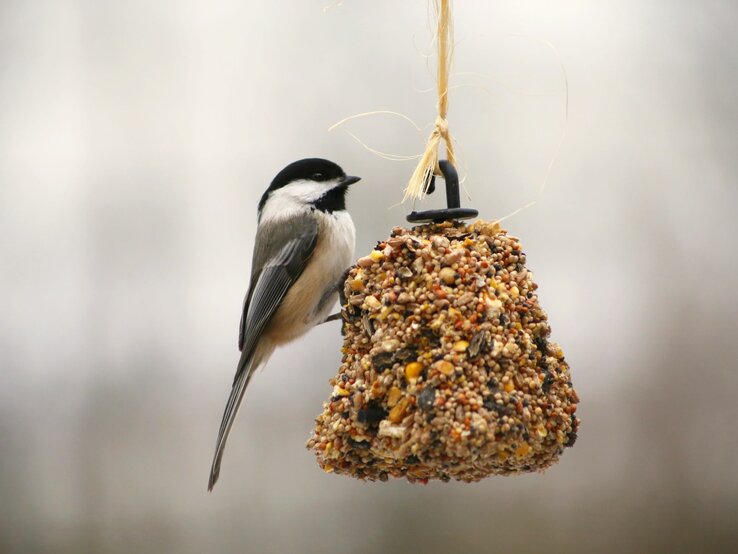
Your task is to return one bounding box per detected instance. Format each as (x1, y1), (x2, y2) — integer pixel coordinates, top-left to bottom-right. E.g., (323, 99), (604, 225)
(340, 175), (361, 186)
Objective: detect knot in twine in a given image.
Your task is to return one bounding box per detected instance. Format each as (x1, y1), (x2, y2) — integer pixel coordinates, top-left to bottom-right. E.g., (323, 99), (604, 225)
(434, 115), (449, 138)
(403, 0), (456, 203)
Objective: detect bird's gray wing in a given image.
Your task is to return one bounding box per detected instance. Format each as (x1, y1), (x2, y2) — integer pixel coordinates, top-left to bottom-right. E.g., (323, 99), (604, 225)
(209, 214), (318, 491)
(238, 214), (319, 355)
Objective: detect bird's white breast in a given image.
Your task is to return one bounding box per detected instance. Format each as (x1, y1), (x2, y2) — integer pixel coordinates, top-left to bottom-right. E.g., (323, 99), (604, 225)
(319, 209), (356, 277)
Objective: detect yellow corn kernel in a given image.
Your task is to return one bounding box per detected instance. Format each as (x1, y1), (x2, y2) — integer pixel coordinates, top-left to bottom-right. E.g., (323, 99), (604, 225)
(332, 385), (350, 397)
(369, 250), (384, 261)
(504, 381), (515, 393)
(378, 306), (393, 320)
(515, 443), (530, 459)
(404, 362), (424, 381)
(348, 279), (365, 292)
(453, 340), (469, 352)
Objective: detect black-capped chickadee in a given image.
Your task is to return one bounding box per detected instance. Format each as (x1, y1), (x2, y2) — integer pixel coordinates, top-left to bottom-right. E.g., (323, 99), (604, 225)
(208, 158), (360, 491)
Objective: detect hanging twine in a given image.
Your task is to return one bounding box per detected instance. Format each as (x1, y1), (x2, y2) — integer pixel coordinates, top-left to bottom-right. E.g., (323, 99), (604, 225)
(403, 0), (456, 202)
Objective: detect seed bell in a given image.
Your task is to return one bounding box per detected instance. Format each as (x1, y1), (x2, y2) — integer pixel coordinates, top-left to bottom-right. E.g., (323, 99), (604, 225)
(307, 162), (579, 483)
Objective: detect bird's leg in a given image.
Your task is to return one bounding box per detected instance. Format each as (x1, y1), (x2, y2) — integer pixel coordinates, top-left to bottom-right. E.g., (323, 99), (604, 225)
(319, 267), (353, 326)
(321, 313), (343, 324)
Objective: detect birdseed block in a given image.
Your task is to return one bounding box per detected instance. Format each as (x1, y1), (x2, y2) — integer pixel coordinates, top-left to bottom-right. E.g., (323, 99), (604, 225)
(307, 220), (579, 483)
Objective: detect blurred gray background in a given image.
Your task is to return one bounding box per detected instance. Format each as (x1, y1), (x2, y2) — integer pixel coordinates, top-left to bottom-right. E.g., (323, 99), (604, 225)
(1, 1), (737, 553)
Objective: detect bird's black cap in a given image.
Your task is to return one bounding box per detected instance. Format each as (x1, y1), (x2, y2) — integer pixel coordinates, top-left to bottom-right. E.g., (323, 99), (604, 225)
(258, 158), (359, 214)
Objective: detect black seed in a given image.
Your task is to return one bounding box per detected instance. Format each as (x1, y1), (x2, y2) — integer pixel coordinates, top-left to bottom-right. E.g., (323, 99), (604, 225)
(499, 404), (515, 415)
(341, 411), (349, 419)
(542, 371), (554, 392)
(421, 328), (441, 345)
(565, 430), (578, 448)
(348, 438), (370, 449)
(484, 399), (513, 415)
(499, 314), (508, 326)
(371, 351), (394, 371)
(357, 404), (387, 425)
(534, 335), (548, 353)
(418, 387), (437, 411)
(405, 455), (419, 465)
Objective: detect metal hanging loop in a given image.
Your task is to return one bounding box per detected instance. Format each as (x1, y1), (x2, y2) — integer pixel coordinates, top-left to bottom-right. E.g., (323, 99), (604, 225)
(406, 160), (479, 223)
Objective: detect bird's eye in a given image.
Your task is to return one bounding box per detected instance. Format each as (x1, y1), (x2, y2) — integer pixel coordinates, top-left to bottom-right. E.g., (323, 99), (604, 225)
(311, 172), (324, 180)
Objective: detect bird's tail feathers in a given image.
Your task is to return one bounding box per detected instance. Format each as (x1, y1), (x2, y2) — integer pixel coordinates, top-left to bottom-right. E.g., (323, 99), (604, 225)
(208, 342), (272, 491)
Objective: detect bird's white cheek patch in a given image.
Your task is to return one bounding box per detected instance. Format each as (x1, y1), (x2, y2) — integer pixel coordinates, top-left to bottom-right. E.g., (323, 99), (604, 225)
(259, 192), (310, 224)
(261, 179), (343, 223)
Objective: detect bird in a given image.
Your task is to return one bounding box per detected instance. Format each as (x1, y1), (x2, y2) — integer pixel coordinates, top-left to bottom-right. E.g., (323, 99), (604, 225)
(208, 158), (360, 491)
